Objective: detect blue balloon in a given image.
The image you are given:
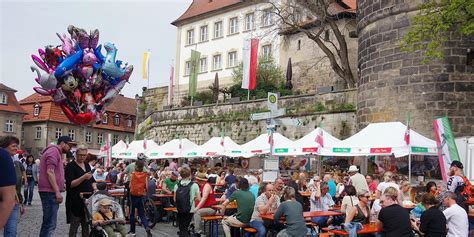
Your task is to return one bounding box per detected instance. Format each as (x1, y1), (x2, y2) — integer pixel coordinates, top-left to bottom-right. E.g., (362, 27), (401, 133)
(54, 45), (83, 78)
(101, 42), (125, 78)
(94, 45), (106, 64)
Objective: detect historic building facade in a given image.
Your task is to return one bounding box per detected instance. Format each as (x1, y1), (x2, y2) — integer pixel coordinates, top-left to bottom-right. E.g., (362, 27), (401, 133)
(0, 83), (27, 140)
(171, 0), (281, 102)
(20, 93), (136, 158)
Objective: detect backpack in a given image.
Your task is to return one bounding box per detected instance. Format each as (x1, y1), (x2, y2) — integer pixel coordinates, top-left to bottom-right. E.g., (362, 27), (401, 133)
(129, 171), (147, 196)
(460, 176), (474, 203)
(106, 170), (118, 184)
(175, 181), (193, 213)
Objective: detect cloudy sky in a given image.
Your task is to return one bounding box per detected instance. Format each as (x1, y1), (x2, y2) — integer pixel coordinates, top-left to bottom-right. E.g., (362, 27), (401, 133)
(0, 0), (191, 100)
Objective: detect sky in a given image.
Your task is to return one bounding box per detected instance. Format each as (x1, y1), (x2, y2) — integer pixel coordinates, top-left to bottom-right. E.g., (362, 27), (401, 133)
(0, 0), (192, 100)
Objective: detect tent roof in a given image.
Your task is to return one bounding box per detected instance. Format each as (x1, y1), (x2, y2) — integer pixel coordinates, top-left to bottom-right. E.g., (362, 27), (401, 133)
(116, 140), (160, 159)
(111, 140), (127, 156)
(156, 138), (198, 158)
(183, 136), (250, 158)
(327, 122), (437, 157)
(293, 128), (341, 155)
(240, 133), (298, 156)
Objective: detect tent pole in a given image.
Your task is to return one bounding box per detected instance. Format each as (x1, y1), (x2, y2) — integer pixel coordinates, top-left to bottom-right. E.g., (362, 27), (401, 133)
(408, 153), (412, 184)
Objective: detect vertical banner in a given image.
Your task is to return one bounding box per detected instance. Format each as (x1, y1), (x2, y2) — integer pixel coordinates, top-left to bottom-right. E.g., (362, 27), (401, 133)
(242, 38), (259, 90)
(189, 50), (200, 97)
(104, 133), (112, 168)
(168, 64), (174, 106)
(433, 117), (460, 181)
(142, 51), (151, 80)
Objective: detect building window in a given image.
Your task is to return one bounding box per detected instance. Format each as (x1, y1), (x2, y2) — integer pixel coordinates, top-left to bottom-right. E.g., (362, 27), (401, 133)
(199, 58), (207, 73)
(86, 131), (92, 143)
(187, 29), (194, 45)
(68, 129), (75, 141)
(213, 55), (222, 70)
(185, 61), (191, 75)
(0, 93), (7, 104)
(35, 127), (42, 139)
(214, 21), (223, 38)
(228, 51), (237, 67)
(245, 13), (255, 31)
(229, 17), (238, 34)
(97, 133), (103, 145)
(127, 118), (133, 127)
(200, 25), (208, 42)
(262, 44), (272, 60)
(33, 103), (41, 117)
(113, 114), (120, 126)
(262, 9), (273, 27)
(113, 135), (119, 145)
(55, 128), (62, 139)
(102, 113), (108, 124)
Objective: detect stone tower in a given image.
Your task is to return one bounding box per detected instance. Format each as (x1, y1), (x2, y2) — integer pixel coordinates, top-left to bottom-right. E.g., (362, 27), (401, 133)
(357, 0), (473, 137)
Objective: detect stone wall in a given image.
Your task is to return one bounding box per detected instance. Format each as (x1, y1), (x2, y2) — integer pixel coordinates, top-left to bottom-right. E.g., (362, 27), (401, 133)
(141, 90), (357, 144)
(357, 0), (474, 138)
(143, 86), (169, 113)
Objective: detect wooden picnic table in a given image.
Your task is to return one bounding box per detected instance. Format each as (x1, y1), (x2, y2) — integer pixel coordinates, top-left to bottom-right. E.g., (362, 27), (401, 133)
(299, 191), (311, 197)
(324, 223), (382, 236)
(153, 193), (174, 198)
(261, 210), (343, 221)
(212, 202), (237, 210)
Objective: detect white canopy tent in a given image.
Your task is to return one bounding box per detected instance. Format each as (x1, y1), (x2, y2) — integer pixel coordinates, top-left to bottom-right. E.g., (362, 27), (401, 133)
(240, 132), (298, 157)
(155, 138), (198, 159)
(116, 140), (161, 160)
(111, 140), (127, 157)
(183, 136), (251, 158)
(324, 122), (438, 157)
(293, 128), (342, 156)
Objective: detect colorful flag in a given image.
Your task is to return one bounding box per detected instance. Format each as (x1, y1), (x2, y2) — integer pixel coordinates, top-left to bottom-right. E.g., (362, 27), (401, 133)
(189, 50), (201, 97)
(316, 122), (324, 147)
(268, 132), (274, 146)
(242, 38), (259, 90)
(142, 51), (151, 80)
(143, 138), (147, 150)
(404, 113), (411, 145)
(168, 64), (174, 105)
(102, 133), (112, 168)
(433, 117), (461, 181)
(220, 129), (225, 147)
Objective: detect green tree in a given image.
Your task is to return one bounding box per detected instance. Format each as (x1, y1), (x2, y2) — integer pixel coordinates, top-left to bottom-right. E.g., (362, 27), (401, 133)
(401, 0), (473, 62)
(230, 56), (291, 100)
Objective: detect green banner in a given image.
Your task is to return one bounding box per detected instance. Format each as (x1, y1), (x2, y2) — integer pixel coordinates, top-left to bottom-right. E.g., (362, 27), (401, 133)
(187, 152), (197, 156)
(274, 148), (288, 153)
(150, 152), (159, 156)
(189, 49), (201, 97)
(411, 146), (428, 153)
(333, 148), (351, 153)
(231, 150), (242, 153)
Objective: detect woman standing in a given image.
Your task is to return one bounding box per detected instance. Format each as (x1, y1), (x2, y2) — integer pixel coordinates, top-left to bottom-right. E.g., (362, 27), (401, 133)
(23, 155), (38, 205)
(65, 145), (97, 237)
(128, 153), (152, 237)
(411, 193), (447, 237)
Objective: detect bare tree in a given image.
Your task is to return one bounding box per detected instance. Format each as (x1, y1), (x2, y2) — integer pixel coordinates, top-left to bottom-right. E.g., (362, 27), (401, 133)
(267, 0), (356, 88)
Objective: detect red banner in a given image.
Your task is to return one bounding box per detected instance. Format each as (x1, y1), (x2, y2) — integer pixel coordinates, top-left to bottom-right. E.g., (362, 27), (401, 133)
(302, 147), (318, 152)
(370, 147), (392, 154)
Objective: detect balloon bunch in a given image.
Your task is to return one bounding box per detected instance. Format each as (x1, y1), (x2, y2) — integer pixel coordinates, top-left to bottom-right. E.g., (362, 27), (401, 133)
(30, 25), (133, 125)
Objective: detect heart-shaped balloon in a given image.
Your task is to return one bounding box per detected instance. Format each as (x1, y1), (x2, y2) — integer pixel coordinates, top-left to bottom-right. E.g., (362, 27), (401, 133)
(74, 112), (93, 125)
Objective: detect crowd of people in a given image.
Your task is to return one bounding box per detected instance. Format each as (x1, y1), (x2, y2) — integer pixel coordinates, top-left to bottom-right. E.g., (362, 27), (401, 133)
(0, 134), (473, 237)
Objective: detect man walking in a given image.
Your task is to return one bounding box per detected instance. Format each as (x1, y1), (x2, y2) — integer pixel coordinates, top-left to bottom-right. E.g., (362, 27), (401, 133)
(38, 136), (73, 237)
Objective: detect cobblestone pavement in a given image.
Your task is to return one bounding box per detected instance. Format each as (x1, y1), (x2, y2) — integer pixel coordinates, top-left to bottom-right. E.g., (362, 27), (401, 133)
(1, 187), (179, 237)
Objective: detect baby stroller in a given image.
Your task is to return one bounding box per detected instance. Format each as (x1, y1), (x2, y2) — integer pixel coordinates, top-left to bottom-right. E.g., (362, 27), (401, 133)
(84, 190), (126, 237)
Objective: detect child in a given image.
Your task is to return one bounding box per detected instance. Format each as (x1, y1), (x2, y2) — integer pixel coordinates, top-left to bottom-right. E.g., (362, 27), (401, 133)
(92, 199), (127, 237)
(129, 153), (152, 236)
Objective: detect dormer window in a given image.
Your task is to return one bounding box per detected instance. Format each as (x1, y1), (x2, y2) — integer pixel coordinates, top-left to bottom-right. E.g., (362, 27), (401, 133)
(113, 114), (120, 126)
(0, 93), (7, 104)
(102, 113), (108, 124)
(33, 103), (41, 117)
(127, 118), (133, 128)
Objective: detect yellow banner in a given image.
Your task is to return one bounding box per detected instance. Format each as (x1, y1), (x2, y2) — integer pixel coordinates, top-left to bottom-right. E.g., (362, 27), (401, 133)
(142, 51), (151, 80)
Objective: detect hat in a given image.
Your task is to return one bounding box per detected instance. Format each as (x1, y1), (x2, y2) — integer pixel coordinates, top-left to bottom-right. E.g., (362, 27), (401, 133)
(99, 199), (113, 206)
(137, 153), (147, 160)
(171, 171), (179, 177)
(58, 136), (74, 145)
(195, 172), (208, 181)
(348, 165), (359, 172)
(450, 160), (464, 169)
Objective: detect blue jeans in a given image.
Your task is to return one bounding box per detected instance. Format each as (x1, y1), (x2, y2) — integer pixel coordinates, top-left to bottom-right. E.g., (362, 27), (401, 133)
(249, 220), (267, 237)
(39, 192), (60, 237)
(3, 204), (19, 237)
(312, 216), (329, 228)
(129, 195), (149, 233)
(23, 179), (35, 204)
(343, 222), (363, 237)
